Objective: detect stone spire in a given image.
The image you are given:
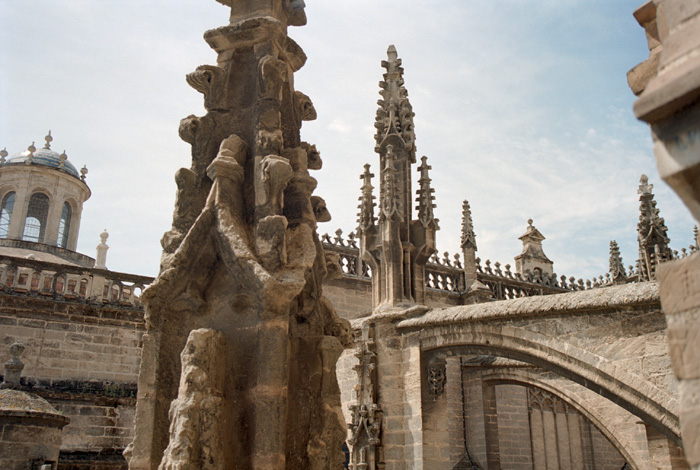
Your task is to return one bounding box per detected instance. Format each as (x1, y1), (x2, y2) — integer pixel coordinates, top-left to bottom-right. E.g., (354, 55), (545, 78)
(636, 174), (671, 280)
(415, 156), (437, 228)
(459, 200), (492, 303)
(460, 200), (476, 251)
(357, 163), (376, 231)
(609, 240), (627, 285)
(514, 219), (553, 276)
(127, 2), (351, 469)
(460, 200), (478, 285)
(358, 45), (437, 309)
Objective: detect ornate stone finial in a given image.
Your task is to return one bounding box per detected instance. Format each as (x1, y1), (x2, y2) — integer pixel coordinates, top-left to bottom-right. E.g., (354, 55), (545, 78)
(1, 342), (26, 389)
(59, 151), (67, 169)
(636, 174), (671, 281)
(94, 229), (109, 270)
(80, 165), (88, 181)
(357, 164), (376, 231)
(527, 218), (534, 228)
(0, 147), (7, 164)
(609, 240), (627, 285)
(375, 45), (415, 162)
(638, 174), (653, 195)
(415, 156), (436, 228)
(43, 130), (53, 149)
(694, 225), (699, 250)
(460, 200), (477, 251)
(25, 142), (36, 165)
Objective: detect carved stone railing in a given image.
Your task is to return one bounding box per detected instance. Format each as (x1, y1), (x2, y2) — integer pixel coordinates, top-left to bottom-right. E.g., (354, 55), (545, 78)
(321, 229), (371, 278)
(0, 255), (154, 307)
(322, 230), (580, 300)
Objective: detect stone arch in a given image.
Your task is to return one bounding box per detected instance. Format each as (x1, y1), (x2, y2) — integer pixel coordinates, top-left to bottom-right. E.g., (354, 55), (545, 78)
(56, 200), (73, 248)
(0, 190), (16, 237)
(478, 367), (648, 469)
(415, 322), (680, 444)
(22, 191), (52, 243)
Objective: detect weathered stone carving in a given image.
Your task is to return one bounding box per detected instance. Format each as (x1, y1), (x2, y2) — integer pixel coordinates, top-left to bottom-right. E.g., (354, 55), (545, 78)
(427, 358), (446, 397)
(127, 3), (350, 469)
(348, 333), (383, 469)
(637, 174), (671, 281)
(0, 342), (25, 389)
(357, 46), (438, 308)
(609, 240), (628, 285)
(158, 329), (226, 470)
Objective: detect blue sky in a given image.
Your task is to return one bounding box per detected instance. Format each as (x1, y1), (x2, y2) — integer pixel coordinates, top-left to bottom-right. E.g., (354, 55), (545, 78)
(1, 1), (696, 280)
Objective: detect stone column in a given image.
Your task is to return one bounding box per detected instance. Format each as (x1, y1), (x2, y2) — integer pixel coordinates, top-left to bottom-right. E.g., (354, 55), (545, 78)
(630, 1), (700, 467)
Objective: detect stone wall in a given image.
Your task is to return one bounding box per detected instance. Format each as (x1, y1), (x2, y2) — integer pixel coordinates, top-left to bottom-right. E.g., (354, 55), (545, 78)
(0, 296), (144, 384)
(0, 291), (144, 468)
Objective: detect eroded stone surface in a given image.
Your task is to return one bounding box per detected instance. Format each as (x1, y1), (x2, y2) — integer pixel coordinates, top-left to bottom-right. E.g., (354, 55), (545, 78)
(127, 2), (351, 469)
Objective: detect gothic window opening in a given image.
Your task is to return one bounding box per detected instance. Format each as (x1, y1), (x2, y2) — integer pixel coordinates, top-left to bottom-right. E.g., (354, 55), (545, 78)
(22, 192), (50, 243)
(57, 202), (72, 248)
(0, 192), (15, 237)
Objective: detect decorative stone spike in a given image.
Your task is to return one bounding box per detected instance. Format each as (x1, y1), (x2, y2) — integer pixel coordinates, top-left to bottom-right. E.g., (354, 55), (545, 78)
(636, 174), (671, 281)
(609, 240), (627, 285)
(59, 151), (67, 170)
(0, 148), (7, 165)
(80, 165), (88, 181)
(357, 164), (376, 231)
(460, 200), (477, 251)
(415, 156), (437, 228)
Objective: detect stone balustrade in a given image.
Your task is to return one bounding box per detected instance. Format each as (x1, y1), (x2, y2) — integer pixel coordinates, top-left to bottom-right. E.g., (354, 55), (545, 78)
(0, 255), (153, 307)
(322, 229), (695, 302)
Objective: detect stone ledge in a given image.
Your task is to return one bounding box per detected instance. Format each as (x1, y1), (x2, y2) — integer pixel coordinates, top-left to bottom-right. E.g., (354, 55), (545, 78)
(396, 282), (659, 329)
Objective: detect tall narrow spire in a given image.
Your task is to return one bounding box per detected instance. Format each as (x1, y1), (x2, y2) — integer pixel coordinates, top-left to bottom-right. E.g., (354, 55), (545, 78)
(637, 174), (671, 280)
(358, 46), (437, 310)
(415, 156), (437, 227)
(375, 45), (416, 162)
(460, 200), (477, 251)
(609, 240), (627, 284)
(357, 164), (376, 231)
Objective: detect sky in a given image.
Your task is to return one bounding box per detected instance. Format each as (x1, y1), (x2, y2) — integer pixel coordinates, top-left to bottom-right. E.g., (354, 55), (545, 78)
(1, 1), (696, 280)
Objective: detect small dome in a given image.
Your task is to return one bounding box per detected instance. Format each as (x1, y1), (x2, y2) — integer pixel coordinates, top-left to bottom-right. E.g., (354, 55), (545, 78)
(7, 147), (80, 178)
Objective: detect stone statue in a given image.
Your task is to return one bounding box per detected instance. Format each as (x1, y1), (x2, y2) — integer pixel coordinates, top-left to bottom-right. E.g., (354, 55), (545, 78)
(126, 3), (351, 469)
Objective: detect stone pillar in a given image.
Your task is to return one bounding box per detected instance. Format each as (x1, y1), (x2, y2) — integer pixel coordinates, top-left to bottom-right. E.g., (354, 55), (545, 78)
(126, 2), (351, 469)
(630, 1), (700, 467)
(482, 382), (501, 469)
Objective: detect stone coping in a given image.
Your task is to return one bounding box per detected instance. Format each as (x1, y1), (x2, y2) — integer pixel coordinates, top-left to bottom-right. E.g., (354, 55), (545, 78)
(0, 239), (96, 267)
(389, 282), (660, 329)
(0, 389), (70, 426)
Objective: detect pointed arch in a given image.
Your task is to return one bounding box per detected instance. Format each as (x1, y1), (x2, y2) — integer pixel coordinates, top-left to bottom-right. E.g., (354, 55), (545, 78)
(22, 192), (50, 242)
(0, 192), (15, 237)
